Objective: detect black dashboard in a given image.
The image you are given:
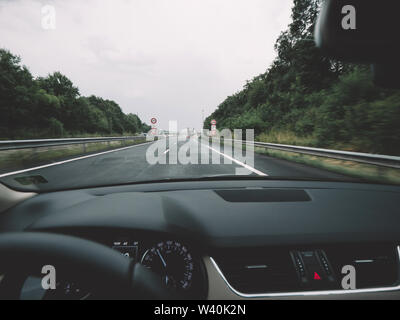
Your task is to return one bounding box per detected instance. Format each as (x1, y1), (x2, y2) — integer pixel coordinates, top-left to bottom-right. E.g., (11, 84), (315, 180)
(1, 179), (400, 299)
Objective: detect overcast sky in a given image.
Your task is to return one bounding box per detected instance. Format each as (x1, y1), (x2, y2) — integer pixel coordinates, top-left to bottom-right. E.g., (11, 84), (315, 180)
(0, 0), (293, 131)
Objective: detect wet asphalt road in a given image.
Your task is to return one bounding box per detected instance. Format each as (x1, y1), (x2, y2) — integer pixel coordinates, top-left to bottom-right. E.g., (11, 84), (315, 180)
(0, 138), (350, 191)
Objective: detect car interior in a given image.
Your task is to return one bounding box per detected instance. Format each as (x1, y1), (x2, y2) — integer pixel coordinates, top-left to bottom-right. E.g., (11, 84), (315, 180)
(1, 178), (400, 300)
(0, 0), (399, 301)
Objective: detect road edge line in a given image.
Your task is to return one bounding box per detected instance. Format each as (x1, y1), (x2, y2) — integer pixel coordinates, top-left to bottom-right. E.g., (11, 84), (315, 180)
(202, 143), (268, 176)
(0, 141), (154, 178)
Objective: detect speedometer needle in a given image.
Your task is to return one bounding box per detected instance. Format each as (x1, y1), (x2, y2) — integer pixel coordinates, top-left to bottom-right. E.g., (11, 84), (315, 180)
(157, 249), (167, 268)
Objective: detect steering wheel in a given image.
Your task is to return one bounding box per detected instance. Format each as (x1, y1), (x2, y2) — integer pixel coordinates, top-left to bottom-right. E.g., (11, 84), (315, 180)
(0, 232), (170, 300)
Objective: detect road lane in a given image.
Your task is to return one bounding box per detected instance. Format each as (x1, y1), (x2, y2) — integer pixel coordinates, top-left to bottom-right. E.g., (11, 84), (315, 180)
(0, 138), (352, 191)
(0, 142), (154, 177)
(203, 143), (267, 176)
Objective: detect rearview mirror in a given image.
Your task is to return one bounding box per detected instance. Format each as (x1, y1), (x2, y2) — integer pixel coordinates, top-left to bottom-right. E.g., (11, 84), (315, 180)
(315, 0), (400, 88)
(315, 0), (400, 63)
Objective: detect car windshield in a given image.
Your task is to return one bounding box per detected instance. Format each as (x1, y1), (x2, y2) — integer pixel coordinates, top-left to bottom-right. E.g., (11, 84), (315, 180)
(0, 0), (399, 192)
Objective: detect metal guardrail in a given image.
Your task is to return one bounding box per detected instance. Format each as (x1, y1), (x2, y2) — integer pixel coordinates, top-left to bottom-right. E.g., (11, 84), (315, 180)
(232, 140), (400, 169)
(0, 136), (146, 151)
(1, 136), (399, 169)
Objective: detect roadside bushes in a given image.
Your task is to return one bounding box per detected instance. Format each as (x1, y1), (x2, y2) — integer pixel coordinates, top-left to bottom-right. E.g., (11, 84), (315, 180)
(0, 48), (149, 139)
(205, 0), (400, 155)
(313, 68), (400, 154)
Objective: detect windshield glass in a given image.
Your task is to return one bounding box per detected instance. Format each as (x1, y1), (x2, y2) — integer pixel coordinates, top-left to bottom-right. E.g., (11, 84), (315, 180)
(0, 0), (399, 192)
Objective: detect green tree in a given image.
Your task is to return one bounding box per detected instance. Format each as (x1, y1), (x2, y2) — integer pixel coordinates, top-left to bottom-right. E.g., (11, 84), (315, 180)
(0, 48), (150, 139)
(204, 0), (400, 155)
(37, 72), (79, 99)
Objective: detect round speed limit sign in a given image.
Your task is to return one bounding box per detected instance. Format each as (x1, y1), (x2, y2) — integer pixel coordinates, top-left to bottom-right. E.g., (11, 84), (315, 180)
(151, 118), (157, 125)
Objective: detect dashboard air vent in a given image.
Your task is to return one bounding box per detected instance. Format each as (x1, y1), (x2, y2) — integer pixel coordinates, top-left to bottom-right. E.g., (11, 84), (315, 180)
(326, 245), (399, 289)
(214, 245), (399, 294)
(214, 249), (300, 294)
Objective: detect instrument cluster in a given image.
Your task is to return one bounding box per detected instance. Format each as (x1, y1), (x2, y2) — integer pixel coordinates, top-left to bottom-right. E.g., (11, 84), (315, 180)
(111, 237), (206, 297)
(20, 235), (207, 300)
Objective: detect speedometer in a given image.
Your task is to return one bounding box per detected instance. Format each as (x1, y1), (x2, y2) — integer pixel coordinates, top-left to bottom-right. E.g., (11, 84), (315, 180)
(141, 241), (194, 291)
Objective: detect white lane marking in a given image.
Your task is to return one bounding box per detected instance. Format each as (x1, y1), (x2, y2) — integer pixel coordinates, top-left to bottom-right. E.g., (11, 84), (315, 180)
(202, 144), (268, 176)
(162, 141), (177, 154)
(0, 141), (154, 178)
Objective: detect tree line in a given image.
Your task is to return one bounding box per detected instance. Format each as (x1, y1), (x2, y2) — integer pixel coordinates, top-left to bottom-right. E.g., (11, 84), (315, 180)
(204, 0), (400, 155)
(0, 49), (151, 139)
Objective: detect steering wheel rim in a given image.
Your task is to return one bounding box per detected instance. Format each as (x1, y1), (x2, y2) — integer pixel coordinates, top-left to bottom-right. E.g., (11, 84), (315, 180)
(0, 232), (168, 300)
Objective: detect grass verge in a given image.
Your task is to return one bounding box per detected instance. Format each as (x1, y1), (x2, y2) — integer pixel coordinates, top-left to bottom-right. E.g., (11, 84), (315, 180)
(0, 139), (146, 174)
(257, 131), (318, 147)
(255, 147), (400, 185)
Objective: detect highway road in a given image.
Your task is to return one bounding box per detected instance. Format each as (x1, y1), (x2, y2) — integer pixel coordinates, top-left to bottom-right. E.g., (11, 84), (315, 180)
(0, 138), (352, 191)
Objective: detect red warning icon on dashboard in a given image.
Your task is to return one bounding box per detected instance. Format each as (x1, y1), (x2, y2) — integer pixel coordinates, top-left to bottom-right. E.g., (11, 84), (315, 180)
(314, 272), (321, 280)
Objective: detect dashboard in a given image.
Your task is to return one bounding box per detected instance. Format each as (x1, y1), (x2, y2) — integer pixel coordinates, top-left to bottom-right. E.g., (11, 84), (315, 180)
(1, 179), (400, 299)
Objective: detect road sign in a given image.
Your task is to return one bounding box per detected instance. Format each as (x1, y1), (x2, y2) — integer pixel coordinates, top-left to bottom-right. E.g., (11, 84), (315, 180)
(151, 118), (157, 125)
(211, 119), (217, 125)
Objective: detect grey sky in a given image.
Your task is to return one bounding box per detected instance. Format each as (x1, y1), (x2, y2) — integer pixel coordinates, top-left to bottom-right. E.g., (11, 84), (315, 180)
(0, 0), (293, 131)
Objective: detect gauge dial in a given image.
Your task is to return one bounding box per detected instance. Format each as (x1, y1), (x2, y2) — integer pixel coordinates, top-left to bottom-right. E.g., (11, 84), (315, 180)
(141, 241), (194, 291)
